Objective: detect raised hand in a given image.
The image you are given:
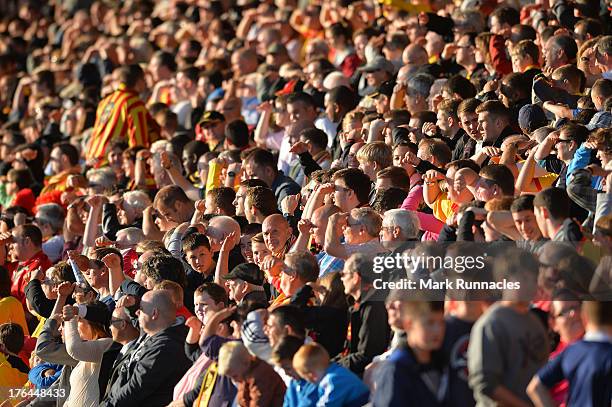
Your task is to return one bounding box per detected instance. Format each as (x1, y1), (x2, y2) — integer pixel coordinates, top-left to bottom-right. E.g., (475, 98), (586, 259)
(281, 194), (300, 215)
(289, 141), (310, 155)
(101, 252), (122, 270)
(62, 304), (79, 321)
(297, 219), (314, 235)
(220, 231), (236, 253)
(57, 282), (75, 298)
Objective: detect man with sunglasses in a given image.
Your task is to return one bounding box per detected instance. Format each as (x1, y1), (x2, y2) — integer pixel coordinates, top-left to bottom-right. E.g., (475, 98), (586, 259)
(2, 224), (51, 309)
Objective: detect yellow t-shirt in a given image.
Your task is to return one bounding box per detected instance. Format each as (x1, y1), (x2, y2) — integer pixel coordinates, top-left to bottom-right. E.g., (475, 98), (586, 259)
(429, 191), (457, 223)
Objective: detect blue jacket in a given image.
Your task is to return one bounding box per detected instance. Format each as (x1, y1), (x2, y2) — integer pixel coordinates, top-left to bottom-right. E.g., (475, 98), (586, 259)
(372, 347), (450, 407)
(316, 363), (370, 407)
(29, 363), (63, 389)
(283, 378), (318, 407)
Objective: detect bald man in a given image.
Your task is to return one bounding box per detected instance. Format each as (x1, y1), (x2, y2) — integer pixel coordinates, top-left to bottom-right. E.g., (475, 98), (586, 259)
(102, 290), (190, 406)
(206, 215), (245, 271)
(262, 214), (293, 256)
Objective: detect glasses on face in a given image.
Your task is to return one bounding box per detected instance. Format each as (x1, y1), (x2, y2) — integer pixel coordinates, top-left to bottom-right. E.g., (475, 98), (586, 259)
(556, 139), (572, 145)
(478, 177), (498, 189)
(554, 305), (580, 319)
(334, 184), (351, 193)
(110, 318), (127, 327)
(380, 225), (395, 232)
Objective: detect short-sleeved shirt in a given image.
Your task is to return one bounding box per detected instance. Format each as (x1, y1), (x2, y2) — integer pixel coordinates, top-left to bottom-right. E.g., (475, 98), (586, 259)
(537, 336), (612, 407)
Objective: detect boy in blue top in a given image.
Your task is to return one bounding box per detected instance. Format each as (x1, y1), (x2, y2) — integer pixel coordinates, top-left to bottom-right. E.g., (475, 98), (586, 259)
(372, 301), (450, 407)
(527, 300), (612, 407)
(293, 342), (370, 407)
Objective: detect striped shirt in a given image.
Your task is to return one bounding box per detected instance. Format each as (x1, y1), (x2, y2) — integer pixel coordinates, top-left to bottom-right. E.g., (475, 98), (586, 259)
(88, 84), (159, 163)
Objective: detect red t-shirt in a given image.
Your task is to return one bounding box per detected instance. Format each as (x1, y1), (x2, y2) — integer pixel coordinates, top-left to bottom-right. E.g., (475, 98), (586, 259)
(9, 251), (52, 307)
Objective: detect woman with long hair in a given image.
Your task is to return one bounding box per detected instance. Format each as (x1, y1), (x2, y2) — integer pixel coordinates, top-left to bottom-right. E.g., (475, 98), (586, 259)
(62, 300), (114, 407)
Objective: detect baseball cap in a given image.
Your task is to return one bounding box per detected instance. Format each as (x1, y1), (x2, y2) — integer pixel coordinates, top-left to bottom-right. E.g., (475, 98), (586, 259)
(198, 110), (225, 127)
(267, 43), (288, 55)
(518, 104), (548, 134)
(358, 56), (395, 74)
(370, 80), (396, 98)
(223, 263), (265, 286)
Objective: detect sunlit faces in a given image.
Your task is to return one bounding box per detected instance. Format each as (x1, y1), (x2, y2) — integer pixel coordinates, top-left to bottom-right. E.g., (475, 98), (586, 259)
(193, 291), (225, 325)
(251, 240), (271, 268)
(262, 216), (291, 254)
(459, 111), (480, 140)
(512, 210), (542, 241)
(332, 181), (357, 212)
(403, 310), (445, 352)
(185, 245), (213, 275)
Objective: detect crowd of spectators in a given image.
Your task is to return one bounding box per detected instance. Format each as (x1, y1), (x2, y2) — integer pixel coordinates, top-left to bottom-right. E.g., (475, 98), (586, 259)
(0, 0), (611, 406)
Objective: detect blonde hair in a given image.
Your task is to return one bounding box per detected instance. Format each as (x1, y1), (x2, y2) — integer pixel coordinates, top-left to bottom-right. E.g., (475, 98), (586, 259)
(218, 341), (252, 375)
(356, 142), (393, 168)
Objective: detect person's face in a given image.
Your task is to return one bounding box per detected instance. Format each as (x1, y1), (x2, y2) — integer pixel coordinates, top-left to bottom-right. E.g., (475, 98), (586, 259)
(512, 210), (541, 240)
(474, 176), (500, 202)
(543, 38), (561, 70)
(533, 206), (548, 238)
(186, 245), (213, 275)
(41, 268), (60, 299)
(365, 69), (387, 87)
(243, 160), (270, 185)
(136, 293), (157, 333)
(358, 158), (377, 181)
(555, 135), (575, 161)
(9, 232), (30, 261)
(251, 241), (271, 268)
(385, 300), (403, 329)
(347, 142), (363, 168)
(262, 220), (291, 253)
(339, 270), (359, 296)
(77, 319), (97, 341)
(157, 202), (182, 224)
(83, 264), (107, 288)
(459, 111), (479, 140)
(354, 34), (368, 60)
(374, 94), (389, 115)
(436, 110), (451, 133)
(392, 146), (409, 170)
(324, 94), (337, 122)
(310, 213), (327, 246)
(110, 309), (130, 341)
(333, 180), (355, 212)
(404, 311), (445, 351)
(264, 313), (285, 348)
(49, 147), (64, 174)
(202, 122), (225, 143)
(287, 101), (316, 124)
(456, 35), (474, 66)
(342, 214), (365, 244)
(233, 186), (247, 217)
(550, 301), (584, 342)
(239, 234), (254, 262)
(122, 154), (134, 178)
(182, 151), (197, 175)
(225, 278), (247, 302)
(477, 112), (500, 141)
(6, 178), (18, 195)
(194, 292), (223, 324)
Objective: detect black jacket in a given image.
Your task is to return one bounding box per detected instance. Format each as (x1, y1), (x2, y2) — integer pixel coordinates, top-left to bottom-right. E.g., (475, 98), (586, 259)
(102, 203), (143, 241)
(334, 288), (390, 377)
(101, 323), (190, 407)
(291, 285), (349, 358)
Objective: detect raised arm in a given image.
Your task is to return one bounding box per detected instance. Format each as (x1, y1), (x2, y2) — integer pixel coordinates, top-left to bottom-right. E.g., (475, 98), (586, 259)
(63, 308), (112, 363)
(324, 213), (349, 259)
(161, 151), (201, 202)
